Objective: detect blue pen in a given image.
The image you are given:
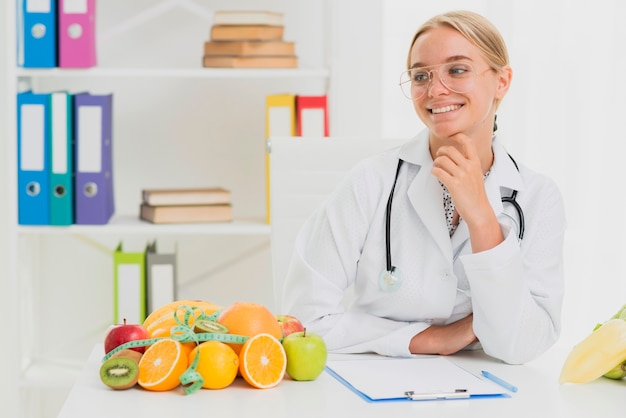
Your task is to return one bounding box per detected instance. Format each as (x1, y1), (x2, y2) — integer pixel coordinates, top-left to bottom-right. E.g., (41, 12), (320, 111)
(481, 370), (518, 392)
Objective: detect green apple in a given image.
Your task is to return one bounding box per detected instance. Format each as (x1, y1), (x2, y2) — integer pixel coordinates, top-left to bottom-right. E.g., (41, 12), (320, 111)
(282, 328), (327, 381)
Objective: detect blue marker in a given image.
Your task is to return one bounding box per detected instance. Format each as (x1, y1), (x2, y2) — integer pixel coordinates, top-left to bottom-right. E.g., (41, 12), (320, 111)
(481, 370), (518, 392)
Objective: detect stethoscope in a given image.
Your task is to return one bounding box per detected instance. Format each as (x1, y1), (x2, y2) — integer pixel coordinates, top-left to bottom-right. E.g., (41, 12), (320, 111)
(378, 154), (525, 292)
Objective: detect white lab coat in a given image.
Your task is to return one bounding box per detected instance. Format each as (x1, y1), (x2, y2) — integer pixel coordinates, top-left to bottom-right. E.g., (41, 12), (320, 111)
(282, 129), (566, 364)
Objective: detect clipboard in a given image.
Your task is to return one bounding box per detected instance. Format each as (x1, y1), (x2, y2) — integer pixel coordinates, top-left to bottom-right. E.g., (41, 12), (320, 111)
(325, 356), (509, 402)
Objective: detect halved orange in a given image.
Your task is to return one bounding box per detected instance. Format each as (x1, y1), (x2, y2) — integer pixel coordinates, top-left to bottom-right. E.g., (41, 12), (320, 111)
(239, 333), (286, 389)
(138, 338), (187, 391)
(150, 326), (195, 357)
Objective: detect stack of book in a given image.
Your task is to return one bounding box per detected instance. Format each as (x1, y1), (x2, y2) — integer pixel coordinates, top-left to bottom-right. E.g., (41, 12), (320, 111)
(139, 187), (233, 224)
(203, 10), (298, 68)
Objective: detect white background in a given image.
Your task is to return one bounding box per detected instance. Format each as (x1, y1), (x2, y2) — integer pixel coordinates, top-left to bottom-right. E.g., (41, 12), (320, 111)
(2, 0), (626, 416)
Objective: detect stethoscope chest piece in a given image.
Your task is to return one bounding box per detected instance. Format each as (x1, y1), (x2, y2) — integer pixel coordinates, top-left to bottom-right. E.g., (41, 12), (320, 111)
(379, 267), (403, 292)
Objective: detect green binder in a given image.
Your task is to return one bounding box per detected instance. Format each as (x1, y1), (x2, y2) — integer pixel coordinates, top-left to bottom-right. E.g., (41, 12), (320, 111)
(113, 242), (146, 324)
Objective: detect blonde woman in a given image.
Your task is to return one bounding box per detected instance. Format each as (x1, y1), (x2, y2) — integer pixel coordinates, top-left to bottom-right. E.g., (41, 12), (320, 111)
(282, 10), (565, 364)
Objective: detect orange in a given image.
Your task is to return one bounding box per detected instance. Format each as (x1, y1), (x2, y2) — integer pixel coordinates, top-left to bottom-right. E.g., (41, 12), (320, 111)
(143, 300), (222, 336)
(239, 333), (286, 389)
(150, 326), (195, 357)
(217, 302), (283, 355)
(138, 338), (188, 391)
(188, 341), (239, 389)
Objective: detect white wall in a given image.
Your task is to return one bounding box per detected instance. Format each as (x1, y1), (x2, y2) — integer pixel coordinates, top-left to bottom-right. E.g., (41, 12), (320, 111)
(379, 0), (626, 345)
(4, 1), (626, 415)
(0, 0), (19, 416)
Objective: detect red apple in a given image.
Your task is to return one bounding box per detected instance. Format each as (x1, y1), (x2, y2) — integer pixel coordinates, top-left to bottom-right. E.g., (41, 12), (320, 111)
(275, 314), (305, 337)
(104, 318), (150, 354)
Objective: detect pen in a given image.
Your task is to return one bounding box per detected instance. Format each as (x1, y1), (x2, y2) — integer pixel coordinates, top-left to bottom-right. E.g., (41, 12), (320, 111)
(481, 370), (518, 392)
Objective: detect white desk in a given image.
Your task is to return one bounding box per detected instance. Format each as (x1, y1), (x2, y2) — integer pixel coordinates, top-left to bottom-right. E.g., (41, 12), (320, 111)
(58, 343), (625, 418)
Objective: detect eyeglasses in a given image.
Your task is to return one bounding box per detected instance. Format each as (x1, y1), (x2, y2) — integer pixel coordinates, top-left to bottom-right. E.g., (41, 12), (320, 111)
(399, 62), (490, 100)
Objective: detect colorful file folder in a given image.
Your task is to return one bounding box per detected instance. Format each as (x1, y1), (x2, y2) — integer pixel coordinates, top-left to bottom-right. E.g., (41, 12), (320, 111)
(17, 91), (51, 225)
(265, 94), (296, 224)
(74, 92), (115, 225)
(49, 92), (74, 225)
(17, 0), (57, 68)
(58, 0), (97, 68)
(145, 241), (177, 315)
(113, 242), (147, 324)
(296, 95), (329, 137)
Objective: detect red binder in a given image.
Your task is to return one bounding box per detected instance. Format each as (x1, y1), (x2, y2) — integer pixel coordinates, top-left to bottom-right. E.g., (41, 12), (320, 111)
(296, 95), (329, 137)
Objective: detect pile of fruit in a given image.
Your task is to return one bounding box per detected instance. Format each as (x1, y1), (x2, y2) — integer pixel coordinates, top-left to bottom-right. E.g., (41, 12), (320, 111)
(560, 303), (626, 383)
(99, 300), (327, 394)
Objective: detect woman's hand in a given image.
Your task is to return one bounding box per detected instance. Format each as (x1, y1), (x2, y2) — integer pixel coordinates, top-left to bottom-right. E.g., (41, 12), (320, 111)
(408, 314), (478, 356)
(431, 133), (503, 252)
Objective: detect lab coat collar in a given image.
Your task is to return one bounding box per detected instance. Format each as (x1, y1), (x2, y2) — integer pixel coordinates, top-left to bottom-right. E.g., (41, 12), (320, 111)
(396, 130), (525, 261)
(397, 130), (523, 190)
(485, 135), (525, 216)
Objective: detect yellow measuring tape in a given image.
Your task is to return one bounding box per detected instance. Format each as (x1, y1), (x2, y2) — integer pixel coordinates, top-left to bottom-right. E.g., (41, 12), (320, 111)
(101, 305), (250, 395)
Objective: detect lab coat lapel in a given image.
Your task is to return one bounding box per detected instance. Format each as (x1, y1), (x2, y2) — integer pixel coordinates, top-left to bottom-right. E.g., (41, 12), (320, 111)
(399, 134), (453, 264)
(452, 137), (525, 249)
(488, 137), (525, 217)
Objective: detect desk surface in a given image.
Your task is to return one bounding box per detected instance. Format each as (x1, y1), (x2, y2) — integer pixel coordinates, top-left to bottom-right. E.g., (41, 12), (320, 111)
(58, 343), (625, 418)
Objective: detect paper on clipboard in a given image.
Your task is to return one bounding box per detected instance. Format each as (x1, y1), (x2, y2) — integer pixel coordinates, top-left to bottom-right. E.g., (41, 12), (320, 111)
(325, 356), (508, 402)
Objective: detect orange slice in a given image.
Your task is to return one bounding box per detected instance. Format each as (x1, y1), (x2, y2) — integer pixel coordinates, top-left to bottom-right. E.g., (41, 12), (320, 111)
(150, 326), (195, 357)
(138, 338), (187, 391)
(239, 333), (286, 389)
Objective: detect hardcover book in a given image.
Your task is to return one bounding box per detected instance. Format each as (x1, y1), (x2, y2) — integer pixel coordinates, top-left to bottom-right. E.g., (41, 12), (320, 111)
(140, 203), (233, 224)
(204, 40), (295, 57)
(213, 10), (284, 26)
(142, 187), (231, 206)
(203, 55), (297, 69)
(210, 25), (284, 41)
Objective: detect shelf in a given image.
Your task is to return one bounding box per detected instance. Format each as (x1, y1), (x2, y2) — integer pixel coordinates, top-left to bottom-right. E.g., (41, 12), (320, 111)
(17, 215), (271, 236)
(16, 67), (330, 79)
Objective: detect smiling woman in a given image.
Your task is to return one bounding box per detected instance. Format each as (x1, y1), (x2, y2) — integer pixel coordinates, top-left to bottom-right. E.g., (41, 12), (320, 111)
(381, 1), (626, 348)
(282, 10), (566, 365)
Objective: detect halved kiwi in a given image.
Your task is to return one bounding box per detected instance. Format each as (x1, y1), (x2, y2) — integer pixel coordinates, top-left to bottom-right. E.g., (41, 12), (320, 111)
(99, 356), (139, 390)
(110, 348), (143, 363)
(194, 318), (229, 334)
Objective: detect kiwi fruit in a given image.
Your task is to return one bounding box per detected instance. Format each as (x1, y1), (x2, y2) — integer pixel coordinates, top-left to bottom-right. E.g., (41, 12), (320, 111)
(99, 356), (139, 390)
(194, 319), (229, 334)
(110, 348), (143, 364)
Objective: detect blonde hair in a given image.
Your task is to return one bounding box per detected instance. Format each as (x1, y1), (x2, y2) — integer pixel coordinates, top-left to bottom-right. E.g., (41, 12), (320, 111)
(407, 10), (509, 71)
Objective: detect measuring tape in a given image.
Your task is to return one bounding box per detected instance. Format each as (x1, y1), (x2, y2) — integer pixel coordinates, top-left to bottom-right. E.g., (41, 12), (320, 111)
(101, 305), (250, 395)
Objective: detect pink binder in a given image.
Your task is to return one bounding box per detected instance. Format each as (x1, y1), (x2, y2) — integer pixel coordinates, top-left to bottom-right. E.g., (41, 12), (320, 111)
(58, 0), (97, 68)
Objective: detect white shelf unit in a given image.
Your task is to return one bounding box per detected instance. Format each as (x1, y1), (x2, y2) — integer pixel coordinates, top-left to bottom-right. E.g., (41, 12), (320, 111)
(17, 67), (330, 79)
(4, 1), (332, 417)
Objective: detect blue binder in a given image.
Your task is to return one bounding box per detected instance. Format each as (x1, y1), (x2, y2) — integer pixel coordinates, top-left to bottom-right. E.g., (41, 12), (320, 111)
(16, 0), (58, 68)
(49, 92), (74, 225)
(17, 91), (51, 225)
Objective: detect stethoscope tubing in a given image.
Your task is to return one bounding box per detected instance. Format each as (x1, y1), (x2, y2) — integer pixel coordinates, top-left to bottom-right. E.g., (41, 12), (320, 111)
(384, 156), (524, 278)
